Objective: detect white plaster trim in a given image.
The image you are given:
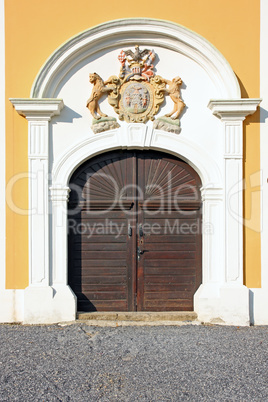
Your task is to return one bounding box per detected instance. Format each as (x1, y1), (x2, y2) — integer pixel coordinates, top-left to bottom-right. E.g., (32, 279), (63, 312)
(31, 19), (240, 99)
(50, 186), (70, 202)
(200, 187), (224, 284)
(0, 0), (5, 291)
(9, 98), (64, 120)
(53, 126), (223, 188)
(208, 99), (261, 120)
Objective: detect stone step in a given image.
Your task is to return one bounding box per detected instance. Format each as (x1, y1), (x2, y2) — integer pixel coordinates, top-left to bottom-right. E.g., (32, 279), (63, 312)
(77, 311), (198, 322)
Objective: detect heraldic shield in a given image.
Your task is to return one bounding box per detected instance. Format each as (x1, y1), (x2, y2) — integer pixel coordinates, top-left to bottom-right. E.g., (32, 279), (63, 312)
(86, 45), (185, 130)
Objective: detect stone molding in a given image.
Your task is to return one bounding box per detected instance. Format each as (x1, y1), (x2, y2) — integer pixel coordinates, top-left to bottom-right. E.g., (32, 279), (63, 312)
(31, 19), (240, 99)
(50, 186), (70, 202)
(208, 99), (261, 120)
(53, 125), (223, 188)
(9, 98), (64, 121)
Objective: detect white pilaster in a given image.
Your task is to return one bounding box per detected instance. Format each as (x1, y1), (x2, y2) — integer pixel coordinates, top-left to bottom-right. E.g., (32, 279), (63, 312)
(8, 99), (77, 324)
(224, 120), (244, 283)
(10, 99), (64, 288)
(201, 187), (224, 284)
(196, 99), (261, 325)
(50, 186), (70, 285)
(208, 99), (261, 285)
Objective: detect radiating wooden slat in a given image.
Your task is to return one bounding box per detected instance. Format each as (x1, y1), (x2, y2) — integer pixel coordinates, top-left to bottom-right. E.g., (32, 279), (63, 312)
(78, 300), (127, 306)
(143, 251), (196, 259)
(145, 291), (194, 300)
(146, 235), (196, 243)
(145, 275), (195, 284)
(143, 305), (193, 312)
(145, 267), (196, 276)
(81, 211), (128, 217)
(145, 213), (199, 219)
(144, 284), (194, 292)
(74, 235), (127, 243)
(75, 243), (127, 251)
(76, 285), (127, 292)
(81, 251), (128, 259)
(71, 267), (126, 276)
(144, 300), (193, 308)
(144, 259), (196, 267)
(74, 285), (126, 292)
(73, 276), (127, 285)
(144, 243), (196, 252)
(73, 259), (127, 267)
(78, 300), (128, 312)
(77, 292), (127, 300)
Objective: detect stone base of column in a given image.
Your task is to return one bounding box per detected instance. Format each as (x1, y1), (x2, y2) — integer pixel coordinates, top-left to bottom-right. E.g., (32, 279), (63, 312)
(194, 283), (250, 326)
(24, 285), (76, 324)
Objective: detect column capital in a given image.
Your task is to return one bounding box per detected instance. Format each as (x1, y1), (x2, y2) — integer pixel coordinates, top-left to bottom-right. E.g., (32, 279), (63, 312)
(9, 98), (64, 121)
(50, 186), (70, 202)
(200, 186), (224, 202)
(208, 99), (261, 121)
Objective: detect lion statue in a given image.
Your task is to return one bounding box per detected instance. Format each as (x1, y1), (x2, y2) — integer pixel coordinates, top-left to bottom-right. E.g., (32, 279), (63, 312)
(160, 76), (185, 120)
(86, 73), (113, 120)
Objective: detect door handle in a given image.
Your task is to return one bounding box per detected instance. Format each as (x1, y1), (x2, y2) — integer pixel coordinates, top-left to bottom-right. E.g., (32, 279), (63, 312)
(139, 224), (143, 237)
(137, 246), (144, 256)
(137, 247), (149, 260)
(137, 246), (143, 261)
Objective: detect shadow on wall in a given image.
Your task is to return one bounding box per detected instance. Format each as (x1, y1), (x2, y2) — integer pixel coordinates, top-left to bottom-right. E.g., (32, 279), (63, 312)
(249, 289), (254, 325)
(259, 107), (268, 123)
(235, 74), (249, 98)
(236, 73), (267, 123)
(52, 105), (82, 123)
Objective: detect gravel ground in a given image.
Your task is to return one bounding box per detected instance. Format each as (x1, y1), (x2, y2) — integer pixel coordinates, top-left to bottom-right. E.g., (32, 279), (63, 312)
(0, 323), (267, 401)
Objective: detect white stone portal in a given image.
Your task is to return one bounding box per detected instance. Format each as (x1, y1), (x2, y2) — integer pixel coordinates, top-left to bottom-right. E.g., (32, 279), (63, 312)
(9, 19), (261, 324)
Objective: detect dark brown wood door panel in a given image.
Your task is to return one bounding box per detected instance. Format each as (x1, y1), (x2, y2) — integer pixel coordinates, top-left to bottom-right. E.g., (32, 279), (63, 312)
(68, 150), (202, 312)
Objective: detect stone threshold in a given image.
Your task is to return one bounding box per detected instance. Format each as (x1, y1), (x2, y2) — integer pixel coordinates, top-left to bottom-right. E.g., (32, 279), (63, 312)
(77, 311), (198, 322)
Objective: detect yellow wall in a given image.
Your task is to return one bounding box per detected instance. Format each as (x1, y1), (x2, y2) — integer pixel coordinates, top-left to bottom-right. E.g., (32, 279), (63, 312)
(5, 0), (261, 288)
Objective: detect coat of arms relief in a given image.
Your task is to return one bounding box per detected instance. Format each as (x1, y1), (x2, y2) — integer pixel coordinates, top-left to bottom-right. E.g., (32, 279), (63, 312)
(86, 46), (185, 134)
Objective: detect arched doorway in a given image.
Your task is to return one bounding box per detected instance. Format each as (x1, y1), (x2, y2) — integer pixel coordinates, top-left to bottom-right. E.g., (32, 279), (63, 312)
(8, 16), (257, 325)
(68, 150), (202, 312)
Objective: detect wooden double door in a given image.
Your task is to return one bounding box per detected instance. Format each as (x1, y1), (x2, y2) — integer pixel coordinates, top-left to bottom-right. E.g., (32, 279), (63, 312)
(68, 150), (202, 312)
